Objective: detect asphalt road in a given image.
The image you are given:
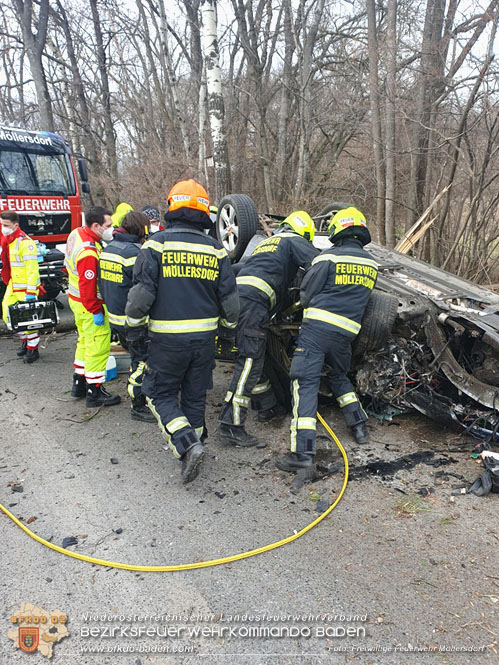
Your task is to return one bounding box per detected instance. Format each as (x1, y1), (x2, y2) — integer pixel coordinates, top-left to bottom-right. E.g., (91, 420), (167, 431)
(0, 329), (498, 664)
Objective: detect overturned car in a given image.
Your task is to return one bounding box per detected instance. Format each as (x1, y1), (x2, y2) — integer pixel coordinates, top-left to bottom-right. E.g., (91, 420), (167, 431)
(215, 195), (499, 443)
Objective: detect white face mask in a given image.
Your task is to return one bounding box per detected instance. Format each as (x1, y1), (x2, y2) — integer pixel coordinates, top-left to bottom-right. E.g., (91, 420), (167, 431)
(149, 224), (160, 234)
(100, 227), (114, 243)
(1, 226), (14, 236)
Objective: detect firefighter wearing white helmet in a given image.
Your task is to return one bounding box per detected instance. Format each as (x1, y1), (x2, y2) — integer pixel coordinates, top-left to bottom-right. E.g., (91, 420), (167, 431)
(217, 211), (319, 448)
(276, 206), (378, 473)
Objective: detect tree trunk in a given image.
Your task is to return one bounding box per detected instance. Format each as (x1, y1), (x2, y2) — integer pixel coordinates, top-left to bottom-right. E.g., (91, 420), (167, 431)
(366, 0), (386, 244)
(275, 0), (294, 205)
(156, 0), (191, 161)
(200, 0), (232, 202)
(183, 0), (203, 88)
(384, 0), (397, 247)
(89, 0), (119, 194)
(406, 0), (446, 232)
(136, 0), (170, 151)
(295, 0), (326, 202)
(53, 0), (98, 173)
(12, 0), (55, 130)
(198, 68), (209, 183)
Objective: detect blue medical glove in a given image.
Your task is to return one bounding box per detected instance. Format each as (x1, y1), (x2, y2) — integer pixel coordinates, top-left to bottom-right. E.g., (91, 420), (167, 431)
(93, 311), (105, 326)
(25, 294), (36, 301)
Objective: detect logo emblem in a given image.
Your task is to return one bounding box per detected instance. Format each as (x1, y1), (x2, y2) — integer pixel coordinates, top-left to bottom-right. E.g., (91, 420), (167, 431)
(19, 627), (39, 653)
(8, 603), (69, 657)
(66, 234), (74, 258)
(84, 269), (95, 280)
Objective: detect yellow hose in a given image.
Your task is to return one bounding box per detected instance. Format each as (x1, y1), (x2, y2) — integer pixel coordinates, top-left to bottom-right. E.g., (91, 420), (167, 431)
(0, 412), (347, 572)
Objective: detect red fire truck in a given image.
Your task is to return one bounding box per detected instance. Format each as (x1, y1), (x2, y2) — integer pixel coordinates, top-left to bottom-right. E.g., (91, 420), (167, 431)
(0, 125), (90, 300)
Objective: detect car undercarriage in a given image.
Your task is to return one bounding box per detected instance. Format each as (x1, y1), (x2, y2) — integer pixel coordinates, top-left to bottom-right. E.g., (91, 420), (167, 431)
(215, 196), (499, 445)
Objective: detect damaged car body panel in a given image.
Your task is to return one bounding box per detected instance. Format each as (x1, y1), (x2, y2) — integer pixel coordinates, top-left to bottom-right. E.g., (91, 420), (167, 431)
(215, 196), (499, 443)
(350, 244), (499, 440)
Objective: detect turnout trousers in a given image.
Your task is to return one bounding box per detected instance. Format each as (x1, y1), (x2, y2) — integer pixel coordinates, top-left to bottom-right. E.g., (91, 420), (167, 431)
(69, 299), (111, 384)
(219, 297), (276, 426)
(142, 336), (214, 458)
(115, 329), (148, 405)
(289, 324), (366, 455)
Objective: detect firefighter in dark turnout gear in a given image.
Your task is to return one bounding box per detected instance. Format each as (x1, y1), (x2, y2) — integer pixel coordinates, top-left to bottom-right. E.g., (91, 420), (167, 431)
(217, 211), (319, 447)
(99, 211), (155, 422)
(125, 180), (239, 484)
(276, 207), (378, 472)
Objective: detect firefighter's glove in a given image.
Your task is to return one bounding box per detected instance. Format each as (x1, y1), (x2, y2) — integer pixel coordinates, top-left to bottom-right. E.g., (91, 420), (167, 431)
(25, 294), (36, 302)
(93, 312), (105, 326)
(216, 336), (236, 358)
(218, 322), (236, 342)
(125, 323), (148, 343)
(215, 325), (237, 359)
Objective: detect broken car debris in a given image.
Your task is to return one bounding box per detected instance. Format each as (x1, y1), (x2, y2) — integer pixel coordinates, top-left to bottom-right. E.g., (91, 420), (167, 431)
(214, 197), (499, 446)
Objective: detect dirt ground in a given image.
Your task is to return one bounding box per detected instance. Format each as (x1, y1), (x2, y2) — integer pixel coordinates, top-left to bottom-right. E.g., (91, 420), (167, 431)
(0, 328), (498, 664)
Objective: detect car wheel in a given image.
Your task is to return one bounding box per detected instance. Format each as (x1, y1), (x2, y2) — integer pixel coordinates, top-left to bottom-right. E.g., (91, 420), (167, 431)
(216, 194), (259, 261)
(315, 202), (352, 232)
(353, 291), (399, 357)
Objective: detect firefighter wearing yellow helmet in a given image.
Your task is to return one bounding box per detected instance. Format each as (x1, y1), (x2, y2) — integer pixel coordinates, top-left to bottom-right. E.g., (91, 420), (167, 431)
(125, 179), (239, 484)
(276, 206), (378, 472)
(217, 210), (319, 447)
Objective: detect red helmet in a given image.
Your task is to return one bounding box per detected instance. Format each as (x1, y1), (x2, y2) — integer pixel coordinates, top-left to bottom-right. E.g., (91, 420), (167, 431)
(167, 179), (210, 215)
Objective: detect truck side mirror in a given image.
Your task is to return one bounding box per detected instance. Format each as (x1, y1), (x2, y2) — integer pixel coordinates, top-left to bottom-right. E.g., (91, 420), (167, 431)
(78, 157), (89, 183)
(81, 182), (91, 194)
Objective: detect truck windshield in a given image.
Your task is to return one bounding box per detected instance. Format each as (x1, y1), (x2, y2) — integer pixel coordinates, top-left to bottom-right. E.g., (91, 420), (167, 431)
(0, 150), (76, 196)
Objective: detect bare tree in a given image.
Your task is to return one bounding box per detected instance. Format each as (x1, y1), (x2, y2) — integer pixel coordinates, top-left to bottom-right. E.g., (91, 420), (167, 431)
(384, 0), (397, 247)
(89, 0), (119, 194)
(295, 0), (326, 201)
(200, 0), (231, 201)
(366, 0), (386, 244)
(11, 0), (54, 130)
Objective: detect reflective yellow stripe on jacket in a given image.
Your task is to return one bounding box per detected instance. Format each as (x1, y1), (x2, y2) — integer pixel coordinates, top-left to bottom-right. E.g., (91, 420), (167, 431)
(303, 307), (361, 335)
(108, 312), (127, 327)
(100, 252), (137, 267)
(144, 239), (227, 260)
(236, 275), (276, 309)
(148, 317), (219, 334)
(64, 229), (102, 300)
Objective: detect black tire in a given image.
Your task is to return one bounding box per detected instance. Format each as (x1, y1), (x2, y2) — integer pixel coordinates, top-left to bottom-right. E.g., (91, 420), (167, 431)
(352, 290), (399, 358)
(315, 202), (352, 232)
(216, 194), (259, 261)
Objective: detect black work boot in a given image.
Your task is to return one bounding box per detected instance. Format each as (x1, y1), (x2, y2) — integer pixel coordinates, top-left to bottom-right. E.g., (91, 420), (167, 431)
(257, 403), (287, 423)
(131, 399), (156, 422)
(17, 341), (28, 357)
(351, 422), (369, 445)
(23, 348), (40, 364)
(86, 383), (121, 407)
(71, 374), (86, 398)
(275, 452), (314, 473)
(181, 443), (205, 484)
(216, 423), (262, 447)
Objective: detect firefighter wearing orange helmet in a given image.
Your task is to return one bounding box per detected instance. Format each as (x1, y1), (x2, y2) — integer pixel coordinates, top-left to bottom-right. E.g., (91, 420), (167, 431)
(125, 179), (239, 484)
